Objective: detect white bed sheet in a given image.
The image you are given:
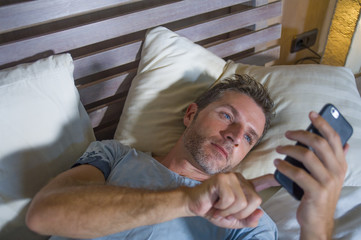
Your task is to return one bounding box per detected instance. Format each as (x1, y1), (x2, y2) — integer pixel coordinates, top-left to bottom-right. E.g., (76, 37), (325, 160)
(262, 186), (361, 239)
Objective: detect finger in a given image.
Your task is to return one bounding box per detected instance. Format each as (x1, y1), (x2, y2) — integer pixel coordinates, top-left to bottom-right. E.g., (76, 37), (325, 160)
(250, 174), (280, 192)
(223, 173), (262, 219)
(209, 208), (263, 229)
(213, 174), (245, 211)
(239, 208), (264, 228)
(213, 183), (236, 210)
(216, 173), (261, 218)
(309, 111), (344, 158)
(227, 208), (264, 229)
(285, 130), (334, 165)
(308, 112), (348, 177)
(284, 129), (342, 174)
(213, 190), (248, 218)
(226, 195), (261, 220)
(276, 145), (329, 183)
(274, 158), (320, 195)
(217, 188), (261, 220)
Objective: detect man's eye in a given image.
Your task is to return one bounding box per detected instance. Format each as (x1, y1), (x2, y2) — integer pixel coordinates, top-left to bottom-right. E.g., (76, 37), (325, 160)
(245, 135), (252, 144)
(222, 113), (231, 121)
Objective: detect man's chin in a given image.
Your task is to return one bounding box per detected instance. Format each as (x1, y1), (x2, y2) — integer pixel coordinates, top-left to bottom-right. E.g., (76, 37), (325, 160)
(201, 163), (228, 175)
(194, 152), (229, 175)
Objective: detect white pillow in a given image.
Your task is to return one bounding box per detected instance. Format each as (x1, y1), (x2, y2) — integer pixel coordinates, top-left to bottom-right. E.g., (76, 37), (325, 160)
(114, 26), (361, 187)
(0, 54), (95, 239)
(114, 26), (226, 156)
(220, 61), (361, 186)
(262, 186), (361, 239)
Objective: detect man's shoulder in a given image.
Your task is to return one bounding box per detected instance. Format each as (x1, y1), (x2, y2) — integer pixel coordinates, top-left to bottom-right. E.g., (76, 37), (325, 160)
(89, 139), (134, 153)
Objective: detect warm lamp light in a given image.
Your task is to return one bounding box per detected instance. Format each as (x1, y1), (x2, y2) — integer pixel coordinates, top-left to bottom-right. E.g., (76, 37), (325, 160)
(322, 0), (361, 74)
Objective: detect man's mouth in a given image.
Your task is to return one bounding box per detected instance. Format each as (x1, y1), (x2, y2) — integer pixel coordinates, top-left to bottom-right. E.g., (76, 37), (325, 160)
(211, 143), (229, 159)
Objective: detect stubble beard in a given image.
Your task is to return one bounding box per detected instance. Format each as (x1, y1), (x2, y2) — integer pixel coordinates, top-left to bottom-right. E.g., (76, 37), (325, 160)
(183, 122), (232, 175)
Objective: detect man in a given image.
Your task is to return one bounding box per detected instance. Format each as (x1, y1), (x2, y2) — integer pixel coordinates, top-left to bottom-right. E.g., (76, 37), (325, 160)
(26, 74), (348, 239)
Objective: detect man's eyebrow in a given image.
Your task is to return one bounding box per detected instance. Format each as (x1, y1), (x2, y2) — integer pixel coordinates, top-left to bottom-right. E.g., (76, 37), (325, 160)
(248, 128), (260, 142)
(222, 104), (239, 118)
(221, 104), (260, 141)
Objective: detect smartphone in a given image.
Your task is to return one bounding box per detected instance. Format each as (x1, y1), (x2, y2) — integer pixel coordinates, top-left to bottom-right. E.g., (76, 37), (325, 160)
(274, 104), (353, 200)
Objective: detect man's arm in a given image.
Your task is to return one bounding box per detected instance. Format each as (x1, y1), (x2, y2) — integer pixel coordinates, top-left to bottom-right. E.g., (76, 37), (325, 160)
(26, 164), (188, 238)
(26, 164), (277, 239)
(274, 111), (348, 240)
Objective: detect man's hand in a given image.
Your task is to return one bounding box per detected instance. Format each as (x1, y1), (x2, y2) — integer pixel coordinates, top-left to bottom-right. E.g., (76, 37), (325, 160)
(184, 172), (278, 229)
(274, 111), (349, 239)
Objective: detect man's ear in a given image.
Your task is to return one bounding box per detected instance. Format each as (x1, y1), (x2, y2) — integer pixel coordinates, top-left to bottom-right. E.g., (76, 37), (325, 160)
(184, 103), (198, 127)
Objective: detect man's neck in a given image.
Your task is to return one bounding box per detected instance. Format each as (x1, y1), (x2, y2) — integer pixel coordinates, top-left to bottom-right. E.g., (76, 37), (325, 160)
(153, 138), (210, 182)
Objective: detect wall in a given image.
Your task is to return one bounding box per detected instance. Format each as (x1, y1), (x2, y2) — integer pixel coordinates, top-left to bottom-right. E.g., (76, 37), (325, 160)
(276, 0), (337, 65)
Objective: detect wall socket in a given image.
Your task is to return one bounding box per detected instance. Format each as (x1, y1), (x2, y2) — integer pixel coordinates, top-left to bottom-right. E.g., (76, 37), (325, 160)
(290, 29), (318, 53)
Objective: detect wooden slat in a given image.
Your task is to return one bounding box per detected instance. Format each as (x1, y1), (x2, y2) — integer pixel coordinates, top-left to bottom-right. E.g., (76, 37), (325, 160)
(87, 97), (127, 128)
(0, 0), (248, 66)
(0, 0), (133, 33)
(237, 46), (281, 65)
(73, 1), (282, 79)
(94, 123), (119, 140)
(73, 42), (141, 79)
(178, 1), (281, 42)
(207, 24), (282, 58)
(79, 70), (135, 105)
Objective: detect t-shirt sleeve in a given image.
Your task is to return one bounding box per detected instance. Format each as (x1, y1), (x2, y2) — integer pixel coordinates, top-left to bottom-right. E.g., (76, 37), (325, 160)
(72, 140), (130, 180)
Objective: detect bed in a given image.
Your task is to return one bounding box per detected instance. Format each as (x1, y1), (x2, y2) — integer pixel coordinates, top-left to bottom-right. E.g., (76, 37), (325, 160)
(1, 1), (361, 239)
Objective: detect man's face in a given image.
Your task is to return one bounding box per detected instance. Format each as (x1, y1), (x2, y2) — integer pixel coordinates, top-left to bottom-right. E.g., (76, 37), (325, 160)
(183, 91), (266, 175)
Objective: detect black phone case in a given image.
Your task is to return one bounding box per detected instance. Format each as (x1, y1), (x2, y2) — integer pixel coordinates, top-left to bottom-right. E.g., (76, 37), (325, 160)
(274, 104), (353, 200)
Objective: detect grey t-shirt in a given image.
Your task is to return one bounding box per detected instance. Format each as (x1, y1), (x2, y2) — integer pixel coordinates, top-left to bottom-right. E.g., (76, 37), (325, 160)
(50, 140), (278, 240)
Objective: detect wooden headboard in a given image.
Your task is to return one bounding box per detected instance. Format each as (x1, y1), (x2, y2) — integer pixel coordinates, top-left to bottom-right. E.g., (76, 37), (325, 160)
(0, 0), (282, 140)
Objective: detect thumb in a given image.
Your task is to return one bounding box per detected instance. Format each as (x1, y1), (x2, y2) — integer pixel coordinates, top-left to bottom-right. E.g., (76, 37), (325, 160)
(250, 174), (279, 192)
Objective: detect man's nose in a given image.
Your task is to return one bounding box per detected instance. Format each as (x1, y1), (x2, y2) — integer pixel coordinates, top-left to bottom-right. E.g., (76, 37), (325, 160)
(223, 123), (243, 146)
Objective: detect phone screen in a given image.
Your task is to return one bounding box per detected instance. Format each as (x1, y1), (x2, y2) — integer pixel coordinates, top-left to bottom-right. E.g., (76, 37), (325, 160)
(274, 104), (353, 200)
